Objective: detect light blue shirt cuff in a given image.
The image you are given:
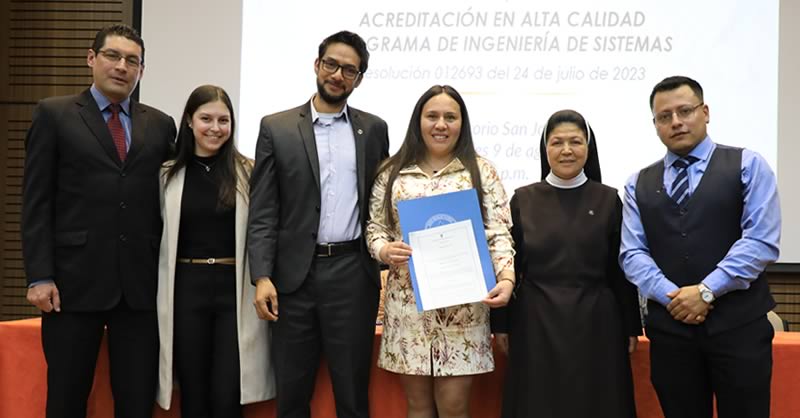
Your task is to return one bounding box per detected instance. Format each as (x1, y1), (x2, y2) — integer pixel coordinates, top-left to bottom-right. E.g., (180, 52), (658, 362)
(702, 268), (748, 298)
(653, 280), (680, 307)
(28, 278), (54, 288)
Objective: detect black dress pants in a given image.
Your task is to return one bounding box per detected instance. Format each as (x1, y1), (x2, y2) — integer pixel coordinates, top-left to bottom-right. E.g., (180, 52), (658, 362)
(648, 315), (774, 418)
(173, 262), (242, 418)
(41, 298), (158, 418)
(272, 252), (380, 418)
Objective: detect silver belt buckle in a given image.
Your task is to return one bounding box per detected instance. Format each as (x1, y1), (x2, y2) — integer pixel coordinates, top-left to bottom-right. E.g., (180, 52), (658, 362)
(319, 244), (332, 257)
(207, 257), (216, 265)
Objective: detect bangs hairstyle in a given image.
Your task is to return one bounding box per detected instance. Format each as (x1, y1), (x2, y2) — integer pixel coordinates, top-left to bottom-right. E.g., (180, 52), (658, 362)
(377, 85), (486, 226)
(540, 109), (602, 182)
(166, 84), (247, 208)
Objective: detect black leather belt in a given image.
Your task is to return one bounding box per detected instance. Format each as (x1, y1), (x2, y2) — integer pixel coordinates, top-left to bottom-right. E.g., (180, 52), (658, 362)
(315, 239), (360, 257)
(177, 257), (236, 265)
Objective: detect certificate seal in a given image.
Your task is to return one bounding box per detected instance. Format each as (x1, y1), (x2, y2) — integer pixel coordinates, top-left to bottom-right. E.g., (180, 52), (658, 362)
(424, 213), (457, 229)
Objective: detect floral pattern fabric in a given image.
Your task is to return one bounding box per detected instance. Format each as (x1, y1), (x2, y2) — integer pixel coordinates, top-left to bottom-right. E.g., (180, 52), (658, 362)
(366, 157), (514, 376)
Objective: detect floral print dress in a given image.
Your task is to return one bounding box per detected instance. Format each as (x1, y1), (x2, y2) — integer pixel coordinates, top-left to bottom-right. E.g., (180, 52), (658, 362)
(366, 157), (514, 376)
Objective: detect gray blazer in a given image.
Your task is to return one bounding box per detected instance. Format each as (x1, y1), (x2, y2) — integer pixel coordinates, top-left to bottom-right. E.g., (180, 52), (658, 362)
(247, 101), (390, 293)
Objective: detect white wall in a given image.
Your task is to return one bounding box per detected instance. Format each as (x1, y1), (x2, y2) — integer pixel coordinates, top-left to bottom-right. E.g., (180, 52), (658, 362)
(140, 0), (800, 264)
(778, 0), (800, 265)
(140, 1), (242, 134)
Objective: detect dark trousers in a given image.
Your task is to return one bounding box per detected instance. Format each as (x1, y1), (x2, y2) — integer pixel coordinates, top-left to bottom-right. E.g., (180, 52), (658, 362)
(173, 263), (242, 418)
(41, 298), (158, 418)
(272, 253), (380, 418)
(648, 315), (774, 418)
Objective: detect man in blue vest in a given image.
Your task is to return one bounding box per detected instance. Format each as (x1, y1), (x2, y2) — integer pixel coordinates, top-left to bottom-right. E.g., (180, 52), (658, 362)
(620, 75), (781, 418)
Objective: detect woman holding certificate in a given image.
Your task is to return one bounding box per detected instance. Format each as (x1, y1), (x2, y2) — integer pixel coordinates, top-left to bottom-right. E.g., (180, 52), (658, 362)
(366, 85), (515, 418)
(493, 110), (641, 418)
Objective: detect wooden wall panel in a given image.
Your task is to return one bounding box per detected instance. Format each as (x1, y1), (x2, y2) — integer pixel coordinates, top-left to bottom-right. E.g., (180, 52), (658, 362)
(1, 106), (34, 319)
(769, 272), (800, 331)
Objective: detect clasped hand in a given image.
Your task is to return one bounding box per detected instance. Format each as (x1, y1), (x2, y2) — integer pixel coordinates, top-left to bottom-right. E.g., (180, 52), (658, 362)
(666, 285), (713, 325)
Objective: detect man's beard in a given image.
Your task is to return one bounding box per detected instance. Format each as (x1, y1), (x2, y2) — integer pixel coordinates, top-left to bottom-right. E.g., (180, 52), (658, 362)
(316, 79), (352, 107)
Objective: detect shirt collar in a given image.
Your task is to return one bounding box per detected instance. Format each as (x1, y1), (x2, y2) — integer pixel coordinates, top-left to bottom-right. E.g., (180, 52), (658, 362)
(309, 95), (349, 124)
(90, 84), (131, 116)
(400, 158), (465, 176)
(664, 135), (713, 167)
(545, 170), (588, 189)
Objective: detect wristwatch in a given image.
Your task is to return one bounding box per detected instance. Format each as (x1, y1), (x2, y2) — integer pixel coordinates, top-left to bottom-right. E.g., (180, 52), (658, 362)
(698, 283), (715, 303)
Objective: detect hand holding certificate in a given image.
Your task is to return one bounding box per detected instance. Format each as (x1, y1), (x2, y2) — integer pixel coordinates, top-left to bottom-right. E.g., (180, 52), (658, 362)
(397, 189), (511, 311)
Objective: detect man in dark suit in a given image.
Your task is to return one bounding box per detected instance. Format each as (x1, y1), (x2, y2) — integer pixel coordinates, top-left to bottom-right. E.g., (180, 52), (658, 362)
(620, 76), (781, 418)
(248, 31), (389, 418)
(22, 24), (176, 418)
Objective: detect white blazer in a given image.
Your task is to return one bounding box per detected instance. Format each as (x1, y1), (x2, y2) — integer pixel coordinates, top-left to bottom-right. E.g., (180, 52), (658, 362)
(156, 159), (276, 409)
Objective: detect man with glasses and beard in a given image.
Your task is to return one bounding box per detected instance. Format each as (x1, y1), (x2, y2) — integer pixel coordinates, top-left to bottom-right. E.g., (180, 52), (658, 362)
(248, 31), (389, 418)
(620, 75), (781, 418)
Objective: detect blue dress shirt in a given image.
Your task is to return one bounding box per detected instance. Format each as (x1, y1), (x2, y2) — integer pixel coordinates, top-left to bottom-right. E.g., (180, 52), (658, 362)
(620, 136), (781, 306)
(90, 84), (132, 150)
(310, 100), (360, 244)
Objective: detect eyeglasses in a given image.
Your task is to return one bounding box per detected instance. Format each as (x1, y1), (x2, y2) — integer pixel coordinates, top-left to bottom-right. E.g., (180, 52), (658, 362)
(319, 58), (361, 80)
(97, 49), (142, 69)
(653, 102), (704, 126)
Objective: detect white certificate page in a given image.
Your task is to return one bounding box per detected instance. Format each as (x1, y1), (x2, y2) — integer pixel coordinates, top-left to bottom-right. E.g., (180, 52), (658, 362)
(408, 219), (488, 310)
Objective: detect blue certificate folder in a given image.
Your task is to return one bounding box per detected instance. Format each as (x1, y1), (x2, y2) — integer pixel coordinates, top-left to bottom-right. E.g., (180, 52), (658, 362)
(396, 189), (495, 311)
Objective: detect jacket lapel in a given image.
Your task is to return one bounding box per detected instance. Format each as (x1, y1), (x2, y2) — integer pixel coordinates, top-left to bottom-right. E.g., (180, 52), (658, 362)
(77, 89), (122, 166)
(234, 164), (248, 317)
(125, 100), (148, 165)
(350, 109), (366, 209)
(298, 102), (321, 189)
(163, 166), (185, 255)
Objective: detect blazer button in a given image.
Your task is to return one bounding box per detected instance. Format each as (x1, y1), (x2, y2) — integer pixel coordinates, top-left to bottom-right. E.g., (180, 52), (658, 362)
(311, 232), (317, 239)
(119, 201), (127, 209)
(681, 232), (687, 238)
(120, 172), (126, 177)
(119, 234), (127, 242)
(315, 206), (321, 212)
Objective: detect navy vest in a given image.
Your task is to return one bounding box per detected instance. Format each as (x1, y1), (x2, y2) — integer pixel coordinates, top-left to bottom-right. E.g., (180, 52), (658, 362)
(635, 145), (774, 336)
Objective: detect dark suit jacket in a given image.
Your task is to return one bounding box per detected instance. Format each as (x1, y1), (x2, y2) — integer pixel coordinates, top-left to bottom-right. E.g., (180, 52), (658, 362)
(21, 89), (176, 311)
(248, 101), (390, 294)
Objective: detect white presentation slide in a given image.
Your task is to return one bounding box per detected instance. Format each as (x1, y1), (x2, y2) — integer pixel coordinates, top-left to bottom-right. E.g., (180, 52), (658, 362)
(144, 0), (799, 262)
(239, 0), (778, 197)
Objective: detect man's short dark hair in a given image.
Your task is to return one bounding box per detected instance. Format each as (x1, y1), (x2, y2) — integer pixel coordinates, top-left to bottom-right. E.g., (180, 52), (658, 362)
(318, 31), (370, 74)
(649, 76), (704, 110)
(91, 24), (145, 64)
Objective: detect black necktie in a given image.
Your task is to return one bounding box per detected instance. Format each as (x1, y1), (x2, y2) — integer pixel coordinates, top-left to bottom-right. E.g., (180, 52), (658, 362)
(670, 156), (699, 207)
